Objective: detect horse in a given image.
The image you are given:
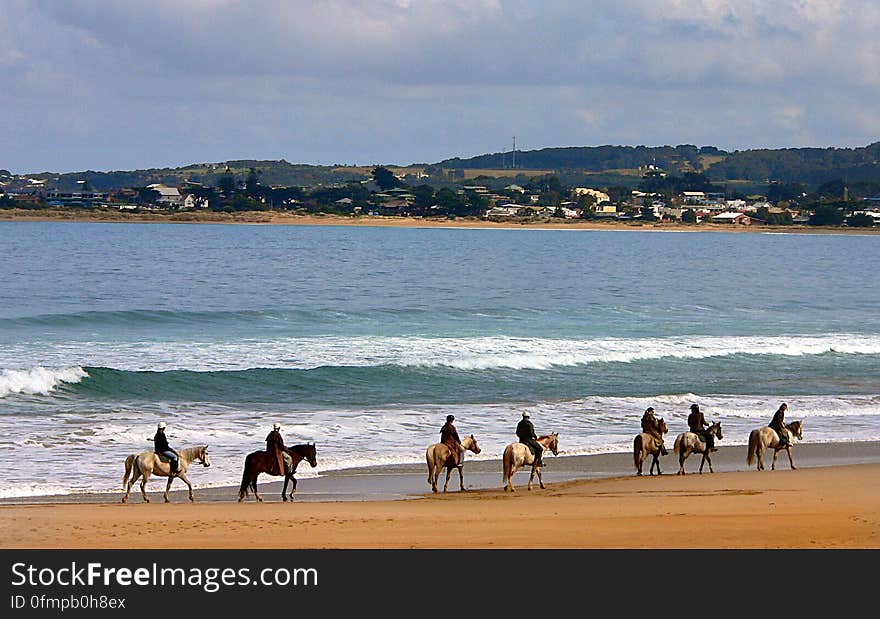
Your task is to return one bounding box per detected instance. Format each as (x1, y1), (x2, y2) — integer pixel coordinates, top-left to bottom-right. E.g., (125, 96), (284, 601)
(633, 418), (668, 476)
(747, 420), (803, 471)
(502, 433), (559, 492)
(238, 443), (318, 502)
(425, 434), (482, 493)
(121, 445), (211, 503)
(673, 422), (723, 475)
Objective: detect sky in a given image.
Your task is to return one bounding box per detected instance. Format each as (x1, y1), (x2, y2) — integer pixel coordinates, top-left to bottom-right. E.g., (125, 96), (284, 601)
(2, 0), (879, 173)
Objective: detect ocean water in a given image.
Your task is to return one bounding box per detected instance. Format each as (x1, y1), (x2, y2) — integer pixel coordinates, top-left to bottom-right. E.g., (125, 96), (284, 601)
(1, 221), (878, 497)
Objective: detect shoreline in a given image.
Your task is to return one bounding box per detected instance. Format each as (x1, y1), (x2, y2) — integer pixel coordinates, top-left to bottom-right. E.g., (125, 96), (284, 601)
(1, 208), (877, 234)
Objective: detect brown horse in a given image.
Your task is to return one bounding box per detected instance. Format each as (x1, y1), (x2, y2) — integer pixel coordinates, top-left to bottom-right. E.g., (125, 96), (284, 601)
(238, 443), (318, 502)
(633, 417), (668, 476)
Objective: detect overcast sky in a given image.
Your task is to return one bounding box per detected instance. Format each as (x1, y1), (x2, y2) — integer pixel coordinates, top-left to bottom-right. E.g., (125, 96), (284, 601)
(2, 0), (878, 173)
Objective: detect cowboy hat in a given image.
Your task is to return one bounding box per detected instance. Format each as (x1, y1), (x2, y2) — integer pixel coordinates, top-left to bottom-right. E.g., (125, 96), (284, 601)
(157, 421), (167, 429)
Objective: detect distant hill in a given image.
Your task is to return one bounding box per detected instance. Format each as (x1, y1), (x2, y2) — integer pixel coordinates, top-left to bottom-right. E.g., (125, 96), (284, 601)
(8, 141), (880, 193)
(437, 142), (880, 190)
(17, 160), (372, 192)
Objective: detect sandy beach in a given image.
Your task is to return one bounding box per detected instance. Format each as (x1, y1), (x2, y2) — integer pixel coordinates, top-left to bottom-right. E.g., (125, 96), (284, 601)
(3, 443), (878, 549)
(1, 208), (877, 234)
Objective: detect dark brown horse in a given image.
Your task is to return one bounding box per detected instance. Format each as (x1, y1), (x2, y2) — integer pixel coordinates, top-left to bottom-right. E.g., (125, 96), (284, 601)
(238, 443), (318, 502)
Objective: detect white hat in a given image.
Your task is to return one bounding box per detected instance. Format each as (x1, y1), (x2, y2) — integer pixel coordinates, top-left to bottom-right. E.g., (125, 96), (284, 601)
(522, 411), (530, 418)
(273, 423), (281, 431)
(157, 421), (167, 429)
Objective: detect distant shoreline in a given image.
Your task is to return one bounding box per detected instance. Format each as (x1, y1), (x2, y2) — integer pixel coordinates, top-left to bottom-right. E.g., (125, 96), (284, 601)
(1, 208), (878, 234)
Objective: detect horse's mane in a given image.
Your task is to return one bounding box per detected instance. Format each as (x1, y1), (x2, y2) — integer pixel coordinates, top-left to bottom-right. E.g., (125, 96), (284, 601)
(786, 420), (802, 430)
(287, 443), (316, 453)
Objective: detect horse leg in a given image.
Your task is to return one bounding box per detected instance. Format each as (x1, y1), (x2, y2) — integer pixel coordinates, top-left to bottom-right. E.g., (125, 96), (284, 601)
(282, 475), (289, 502)
(699, 451), (706, 474)
(787, 446), (797, 470)
(140, 472), (150, 503)
(290, 475), (298, 499)
(677, 450), (687, 475)
(123, 468), (140, 503)
(164, 475), (174, 503)
(704, 452), (714, 473)
(253, 474), (263, 503)
(527, 462), (536, 491)
(772, 448), (779, 471)
(537, 465), (545, 490)
(458, 465), (465, 491)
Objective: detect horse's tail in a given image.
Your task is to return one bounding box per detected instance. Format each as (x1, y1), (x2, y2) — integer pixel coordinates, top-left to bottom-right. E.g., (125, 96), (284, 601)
(239, 454), (251, 499)
(633, 434), (643, 468)
(122, 454), (135, 490)
(502, 446), (512, 481)
(673, 434), (682, 455)
(747, 430), (759, 466)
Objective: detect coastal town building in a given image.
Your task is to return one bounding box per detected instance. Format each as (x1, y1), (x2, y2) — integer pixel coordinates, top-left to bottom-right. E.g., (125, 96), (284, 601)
(146, 184), (183, 208)
(712, 212), (751, 225)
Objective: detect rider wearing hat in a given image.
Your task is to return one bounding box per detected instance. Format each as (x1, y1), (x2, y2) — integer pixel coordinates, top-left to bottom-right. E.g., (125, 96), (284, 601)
(687, 404), (716, 452)
(516, 411), (545, 468)
(266, 423), (293, 478)
(154, 422), (179, 474)
(440, 414), (463, 467)
(641, 407), (668, 456)
(769, 403), (790, 448)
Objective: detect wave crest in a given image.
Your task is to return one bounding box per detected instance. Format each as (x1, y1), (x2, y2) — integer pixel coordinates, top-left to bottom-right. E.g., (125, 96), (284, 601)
(0, 366), (88, 398)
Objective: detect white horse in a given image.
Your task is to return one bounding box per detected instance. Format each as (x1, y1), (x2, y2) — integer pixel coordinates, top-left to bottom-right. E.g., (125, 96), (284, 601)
(425, 434), (482, 493)
(747, 420), (803, 471)
(633, 418), (668, 476)
(502, 433), (559, 492)
(673, 422), (722, 475)
(122, 445), (211, 503)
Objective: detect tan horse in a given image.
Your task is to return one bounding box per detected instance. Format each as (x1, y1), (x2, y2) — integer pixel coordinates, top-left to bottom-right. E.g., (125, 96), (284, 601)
(121, 445), (211, 503)
(673, 422), (723, 475)
(747, 420), (803, 471)
(425, 434), (482, 493)
(502, 433), (559, 492)
(634, 418), (668, 476)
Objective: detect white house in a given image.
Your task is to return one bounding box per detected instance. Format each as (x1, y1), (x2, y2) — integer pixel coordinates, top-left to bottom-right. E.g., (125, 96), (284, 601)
(712, 212), (751, 225)
(183, 194), (209, 209)
(147, 184), (183, 208)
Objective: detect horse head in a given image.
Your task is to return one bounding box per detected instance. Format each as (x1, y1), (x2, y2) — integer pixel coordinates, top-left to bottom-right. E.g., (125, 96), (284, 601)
(788, 420), (803, 441)
(467, 434), (482, 455)
(658, 418), (668, 435)
(199, 445), (212, 467)
(546, 432), (559, 456)
(712, 422), (723, 441)
(303, 443), (318, 468)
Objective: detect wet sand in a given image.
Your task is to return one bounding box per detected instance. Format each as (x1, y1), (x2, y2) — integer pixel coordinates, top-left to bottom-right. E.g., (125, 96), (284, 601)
(2, 442), (878, 548)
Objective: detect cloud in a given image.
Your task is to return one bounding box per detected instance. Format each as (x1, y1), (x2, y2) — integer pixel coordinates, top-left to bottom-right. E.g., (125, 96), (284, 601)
(0, 0), (877, 172)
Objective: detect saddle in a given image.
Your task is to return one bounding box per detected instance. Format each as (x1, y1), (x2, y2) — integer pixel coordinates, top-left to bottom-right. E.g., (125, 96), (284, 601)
(157, 453), (172, 463)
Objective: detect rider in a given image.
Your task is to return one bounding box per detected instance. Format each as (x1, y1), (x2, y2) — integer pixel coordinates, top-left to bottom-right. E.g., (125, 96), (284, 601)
(440, 414), (463, 467)
(768, 403), (790, 448)
(641, 407), (668, 456)
(153, 421), (179, 474)
(516, 411), (544, 468)
(687, 404), (717, 452)
(266, 423), (293, 478)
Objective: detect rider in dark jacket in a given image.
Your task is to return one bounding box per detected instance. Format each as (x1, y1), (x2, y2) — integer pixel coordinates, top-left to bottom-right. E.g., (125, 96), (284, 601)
(687, 404), (716, 452)
(516, 412), (544, 467)
(440, 414), (463, 467)
(769, 403), (789, 447)
(154, 422), (179, 474)
(266, 423), (293, 477)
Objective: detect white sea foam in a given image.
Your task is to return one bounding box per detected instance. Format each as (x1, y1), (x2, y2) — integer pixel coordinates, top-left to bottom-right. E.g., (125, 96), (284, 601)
(2, 333), (879, 373)
(0, 366), (88, 398)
